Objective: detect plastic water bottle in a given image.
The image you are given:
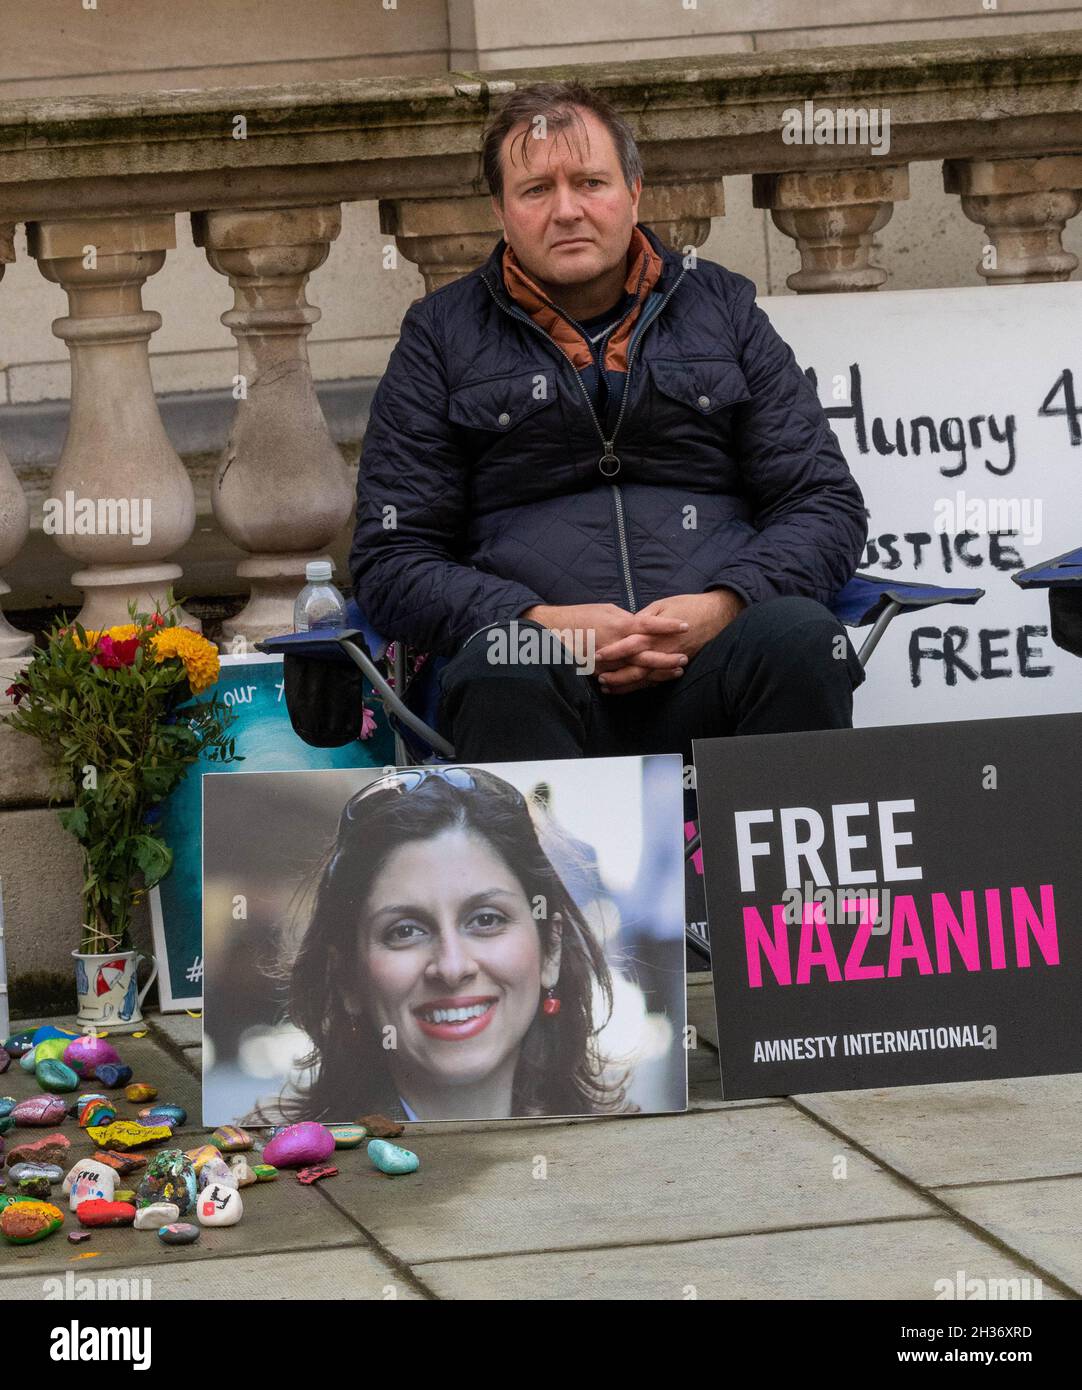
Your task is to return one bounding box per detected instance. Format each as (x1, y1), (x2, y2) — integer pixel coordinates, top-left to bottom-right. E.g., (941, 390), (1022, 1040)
(293, 560), (347, 632)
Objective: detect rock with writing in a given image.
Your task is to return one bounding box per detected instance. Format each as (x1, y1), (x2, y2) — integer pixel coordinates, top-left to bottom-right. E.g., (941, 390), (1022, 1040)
(65, 1160), (117, 1211)
(367, 1139), (420, 1176)
(135, 1150), (197, 1216)
(11, 1095), (68, 1127)
(262, 1122), (335, 1169)
(0, 1198), (64, 1243)
(196, 1183), (242, 1227)
(7, 1133), (71, 1167)
(85, 1121), (172, 1151)
(77, 1199), (136, 1228)
(133, 1201), (180, 1230)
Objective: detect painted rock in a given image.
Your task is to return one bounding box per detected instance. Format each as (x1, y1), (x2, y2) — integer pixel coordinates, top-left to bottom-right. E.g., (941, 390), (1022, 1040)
(0, 1047), (9, 1075)
(32, 1025), (80, 1046)
(210, 1125), (252, 1153)
(36, 1059), (80, 1094)
(1, 1198), (64, 1243)
(63, 1036), (121, 1075)
(77, 1199), (136, 1228)
(7, 1134), (71, 1167)
(358, 1113), (404, 1139)
(228, 1156), (256, 1188)
(85, 1121), (172, 1151)
(197, 1155), (236, 1191)
(114, 1189), (136, 1204)
(11, 1096), (68, 1127)
(135, 1150), (197, 1216)
(196, 1183), (242, 1227)
(0, 1097), (15, 1118)
(0, 1117), (12, 1136)
(32, 1037), (73, 1066)
(93, 1150), (147, 1177)
(65, 1160), (117, 1210)
(138, 1104), (185, 1129)
(262, 1122), (335, 1169)
(17, 1176), (53, 1199)
(252, 1164), (278, 1182)
(185, 1145), (221, 1173)
(124, 1083), (157, 1104)
(3, 1031), (35, 1056)
(158, 1222), (199, 1246)
(329, 1123), (368, 1149)
(94, 1063), (134, 1089)
(19, 1050), (39, 1073)
(68, 1230), (92, 1244)
(133, 1201), (180, 1230)
(367, 1139), (419, 1175)
(297, 1163), (338, 1185)
(9, 1162), (64, 1185)
(78, 1099), (116, 1129)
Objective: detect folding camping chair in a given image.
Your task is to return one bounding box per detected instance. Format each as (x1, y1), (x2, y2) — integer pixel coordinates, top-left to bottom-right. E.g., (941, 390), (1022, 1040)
(1012, 544), (1082, 659)
(257, 572), (986, 966)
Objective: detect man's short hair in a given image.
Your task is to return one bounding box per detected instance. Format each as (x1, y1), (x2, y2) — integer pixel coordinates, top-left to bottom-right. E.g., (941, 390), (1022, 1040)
(481, 80), (644, 204)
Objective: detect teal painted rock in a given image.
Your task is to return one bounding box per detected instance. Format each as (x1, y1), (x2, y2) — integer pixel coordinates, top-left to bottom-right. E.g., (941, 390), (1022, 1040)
(329, 1123), (367, 1149)
(19, 1049), (38, 1074)
(138, 1104), (186, 1128)
(367, 1139), (419, 1175)
(36, 1059), (79, 1094)
(0, 1118), (12, 1136)
(0, 1098), (15, 1118)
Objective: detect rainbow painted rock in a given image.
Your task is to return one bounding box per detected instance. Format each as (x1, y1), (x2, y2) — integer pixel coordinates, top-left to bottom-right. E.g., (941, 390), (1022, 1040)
(158, 1222), (199, 1246)
(1, 1198), (64, 1243)
(138, 1104), (186, 1129)
(6, 1133), (71, 1167)
(329, 1124), (368, 1149)
(367, 1139), (420, 1175)
(210, 1125), (252, 1153)
(64, 1160), (117, 1210)
(94, 1063), (134, 1089)
(77, 1199), (136, 1228)
(124, 1083), (157, 1104)
(92, 1150), (146, 1177)
(135, 1150), (197, 1216)
(262, 1122), (335, 1169)
(11, 1096), (68, 1127)
(78, 1099), (116, 1129)
(85, 1121), (172, 1151)
(196, 1183), (242, 1227)
(63, 1035), (121, 1074)
(36, 1059), (80, 1094)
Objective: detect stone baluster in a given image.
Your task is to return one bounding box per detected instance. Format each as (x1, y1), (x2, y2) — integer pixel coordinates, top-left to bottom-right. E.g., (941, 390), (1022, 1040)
(192, 206), (353, 643)
(0, 225), (33, 657)
(28, 215), (199, 631)
(639, 181), (725, 253)
(753, 166), (910, 293)
(943, 156), (1082, 285)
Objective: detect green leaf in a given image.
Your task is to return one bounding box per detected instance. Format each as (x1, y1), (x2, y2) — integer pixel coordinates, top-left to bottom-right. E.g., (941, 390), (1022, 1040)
(131, 834), (173, 888)
(58, 805), (89, 838)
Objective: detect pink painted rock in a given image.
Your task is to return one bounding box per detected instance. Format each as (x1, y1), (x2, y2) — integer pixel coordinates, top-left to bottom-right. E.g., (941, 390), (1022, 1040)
(76, 1199), (136, 1228)
(6, 1133), (71, 1167)
(62, 1036), (121, 1075)
(11, 1097), (68, 1127)
(262, 1122), (335, 1169)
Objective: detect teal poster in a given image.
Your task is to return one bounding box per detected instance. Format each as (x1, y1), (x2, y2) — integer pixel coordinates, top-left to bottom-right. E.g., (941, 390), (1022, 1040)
(149, 654), (394, 1010)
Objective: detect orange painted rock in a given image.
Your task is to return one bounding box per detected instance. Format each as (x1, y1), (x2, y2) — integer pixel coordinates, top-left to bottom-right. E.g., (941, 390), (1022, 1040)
(77, 1199), (136, 1228)
(1, 1198), (64, 1243)
(6, 1133), (71, 1168)
(92, 1150), (147, 1176)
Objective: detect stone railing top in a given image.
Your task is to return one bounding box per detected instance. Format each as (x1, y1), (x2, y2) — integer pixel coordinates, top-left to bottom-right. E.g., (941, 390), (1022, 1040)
(1, 31), (1082, 218)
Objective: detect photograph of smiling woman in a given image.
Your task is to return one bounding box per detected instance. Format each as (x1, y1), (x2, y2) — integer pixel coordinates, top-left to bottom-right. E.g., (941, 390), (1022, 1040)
(249, 766), (631, 1123)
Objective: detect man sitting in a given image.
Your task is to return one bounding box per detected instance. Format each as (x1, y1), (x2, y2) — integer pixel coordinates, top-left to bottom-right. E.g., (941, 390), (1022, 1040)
(350, 80), (868, 764)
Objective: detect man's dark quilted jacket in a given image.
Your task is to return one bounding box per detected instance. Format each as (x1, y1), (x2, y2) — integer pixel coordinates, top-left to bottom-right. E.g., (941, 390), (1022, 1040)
(350, 222), (867, 658)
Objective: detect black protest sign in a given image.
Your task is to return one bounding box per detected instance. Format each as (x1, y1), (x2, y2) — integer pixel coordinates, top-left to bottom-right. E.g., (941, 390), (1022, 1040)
(694, 713), (1082, 1100)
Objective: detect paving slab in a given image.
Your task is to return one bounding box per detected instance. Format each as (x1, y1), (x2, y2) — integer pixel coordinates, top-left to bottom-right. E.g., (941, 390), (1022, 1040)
(1, 1244), (422, 1300)
(413, 1215), (1064, 1301)
(795, 1072), (1082, 1187)
(324, 1105), (933, 1265)
(686, 972), (719, 1050)
(936, 1176), (1082, 1296)
(148, 1012), (203, 1049)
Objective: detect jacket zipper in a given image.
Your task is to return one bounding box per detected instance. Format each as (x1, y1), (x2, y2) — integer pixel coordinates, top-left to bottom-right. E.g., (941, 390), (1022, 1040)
(480, 261), (688, 611)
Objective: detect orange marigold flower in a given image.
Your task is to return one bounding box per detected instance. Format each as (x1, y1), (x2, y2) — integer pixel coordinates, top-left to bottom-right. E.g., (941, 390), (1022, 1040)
(150, 626), (220, 694)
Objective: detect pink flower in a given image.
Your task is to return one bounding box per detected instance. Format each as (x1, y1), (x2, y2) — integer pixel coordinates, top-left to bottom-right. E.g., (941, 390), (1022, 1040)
(360, 705), (378, 740)
(92, 634), (140, 669)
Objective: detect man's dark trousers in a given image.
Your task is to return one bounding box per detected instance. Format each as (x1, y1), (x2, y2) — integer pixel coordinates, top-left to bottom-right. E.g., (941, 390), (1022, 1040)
(435, 596), (865, 764)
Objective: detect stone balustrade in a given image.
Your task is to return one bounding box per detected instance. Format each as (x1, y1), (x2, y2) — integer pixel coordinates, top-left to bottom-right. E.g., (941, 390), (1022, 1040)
(0, 31), (1080, 641)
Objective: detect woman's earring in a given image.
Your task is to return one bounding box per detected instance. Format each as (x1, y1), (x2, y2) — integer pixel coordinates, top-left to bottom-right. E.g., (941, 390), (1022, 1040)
(542, 986), (561, 1017)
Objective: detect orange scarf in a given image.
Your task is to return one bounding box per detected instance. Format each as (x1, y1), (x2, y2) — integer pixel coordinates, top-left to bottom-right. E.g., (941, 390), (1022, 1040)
(501, 226), (663, 372)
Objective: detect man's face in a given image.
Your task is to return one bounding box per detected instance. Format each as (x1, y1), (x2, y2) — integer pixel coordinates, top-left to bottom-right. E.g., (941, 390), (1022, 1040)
(493, 106), (641, 291)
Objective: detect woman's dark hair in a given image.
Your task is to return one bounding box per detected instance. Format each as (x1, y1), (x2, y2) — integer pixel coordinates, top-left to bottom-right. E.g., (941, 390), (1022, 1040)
(482, 80), (644, 204)
(259, 767), (628, 1122)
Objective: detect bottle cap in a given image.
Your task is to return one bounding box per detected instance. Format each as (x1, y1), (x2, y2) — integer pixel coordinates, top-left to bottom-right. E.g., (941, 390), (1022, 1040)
(305, 560), (333, 583)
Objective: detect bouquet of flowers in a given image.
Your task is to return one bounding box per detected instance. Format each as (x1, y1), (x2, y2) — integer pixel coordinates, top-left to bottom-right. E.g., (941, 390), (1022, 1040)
(5, 597), (237, 955)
